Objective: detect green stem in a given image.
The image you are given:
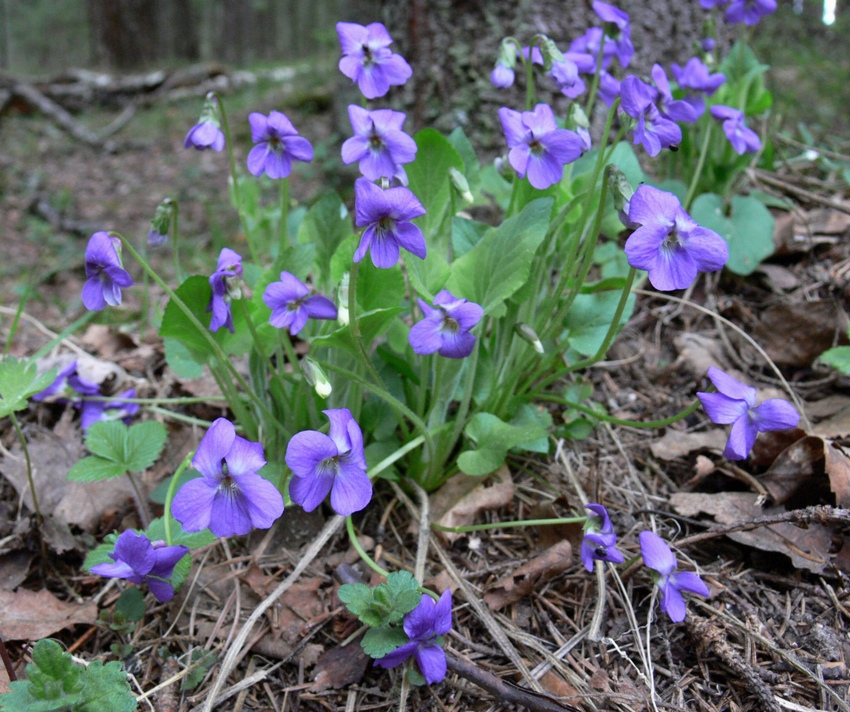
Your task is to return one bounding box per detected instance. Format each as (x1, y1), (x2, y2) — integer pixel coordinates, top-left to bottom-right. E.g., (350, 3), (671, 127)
(164, 451), (195, 546)
(532, 395), (703, 429)
(171, 199), (183, 284)
(346, 516), (390, 578)
(369, 432), (434, 480)
(4, 281), (31, 357)
(279, 178), (290, 258)
(583, 38), (608, 120)
(432, 516), (586, 534)
(113, 233), (288, 438)
(10, 412), (41, 525)
(443, 339), (480, 463)
(215, 94), (259, 265)
(684, 122), (712, 211)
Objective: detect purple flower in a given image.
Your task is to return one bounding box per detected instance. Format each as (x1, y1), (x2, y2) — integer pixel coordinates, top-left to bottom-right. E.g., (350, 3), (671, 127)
(725, 0), (776, 25)
(337, 22), (412, 99)
(598, 70), (622, 106)
(409, 290), (483, 359)
(172, 418), (284, 537)
(184, 120), (225, 152)
(671, 57), (726, 117)
(262, 271), (337, 335)
(184, 95), (225, 151)
(33, 360), (99, 403)
(147, 228), (167, 247)
(620, 76), (682, 157)
(247, 111), (313, 180)
(490, 60), (515, 89)
(80, 388), (139, 432)
(581, 504), (625, 572)
(208, 248), (243, 333)
(710, 105), (762, 155)
(341, 106), (417, 185)
(592, 1), (634, 68)
(353, 177), (426, 268)
(625, 185), (728, 291)
(700, 0), (730, 8)
(498, 104), (584, 190)
(90, 531), (189, 603)
(549, 57), (586, 98)
(639, 530), (709, 622)
(285, 409), (371, 517)
(82, 232), (134, 312)
(569, 28), (615, 72)
(650, 65), (698, 123)
(374, 591), (452, 685)
(697, 367), (800, 460)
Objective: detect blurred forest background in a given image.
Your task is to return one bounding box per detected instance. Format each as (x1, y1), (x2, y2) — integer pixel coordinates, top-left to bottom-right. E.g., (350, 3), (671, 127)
(0, 0), (848, 136)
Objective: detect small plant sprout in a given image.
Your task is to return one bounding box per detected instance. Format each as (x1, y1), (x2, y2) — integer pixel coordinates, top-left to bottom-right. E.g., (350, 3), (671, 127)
(639, 531), (710, 622)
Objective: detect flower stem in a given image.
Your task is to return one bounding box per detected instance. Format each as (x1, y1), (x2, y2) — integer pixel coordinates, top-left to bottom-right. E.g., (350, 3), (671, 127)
(164, 451), (194, 546)
(113, 233), (289, 438)
(684, 122), (713, 211)
(432, 516), (586, 534)
(532, 394), (704, 429)
(346, 516), (389, 579)
(171, 199), (183, 284)
(215, 94), (259, 265)
(279, 177), (290, 259)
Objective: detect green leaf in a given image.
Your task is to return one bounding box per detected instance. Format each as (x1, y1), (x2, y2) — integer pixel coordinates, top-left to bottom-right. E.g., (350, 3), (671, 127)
(820, 345), (850, 374)
(164, 337), (204, 379)
(311, 308), (405, 357)
(299, 192), (353, 290)
(407, 251), (450, 302)
(67, 456), (126, 483)
(451, 217), (489, 258)
(690, 193), (775, 275)
(510, 405), (553, 454)
(361, 627), (410, 659)
(383, 571), (421, 622)
(114, 587), (145, 623)
(458, 413), (549, 476)
(123, 421), (168, 472)
(446, 198), (552, 315)
(406, 129), (464, 241)
(84, 421), (126, 462)
(180, 650), (217, 692)
(0, 639), (134, 712)
(561, 289), (635, 357)
(356, 260), (406, 313)
(0, 358), (57, 418)
(338, 583), (385, 628)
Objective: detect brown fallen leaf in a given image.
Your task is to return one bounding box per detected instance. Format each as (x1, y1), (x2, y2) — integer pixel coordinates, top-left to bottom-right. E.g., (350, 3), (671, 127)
(483, 539), (573, 610)
(751, 300), (847, 369)
(0, 588), (97, 641)
(650, 429), (728, 461)
(825, 441), (850, 508)
(0, 412), (136, 533)
(430, 464), (514, 542)
(759, 436), (826, 505)
(310, 639), (370, 691)
(0, 552), (32, 591)
(669, 491), (832, 573)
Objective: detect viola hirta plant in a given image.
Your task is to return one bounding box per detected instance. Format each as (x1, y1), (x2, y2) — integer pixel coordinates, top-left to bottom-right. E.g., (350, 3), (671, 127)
(342, 106), (417, 185)
(82, 232), (134, 311)
(336, 21), (412, 99)
(639, 531), (710, 622)
(247, 111), (314, 179)
(263, 271), (337, 335)
(172, 418), (284, 537)
(697, 367), (800, 460)
(409, 290), (483, 359)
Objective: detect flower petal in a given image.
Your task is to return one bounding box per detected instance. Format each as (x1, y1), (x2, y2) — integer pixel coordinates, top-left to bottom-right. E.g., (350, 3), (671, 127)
(235, 472), (284, 529)
(193, 418), (235, 479)
(707, 367), (757, 404)
(697, 392), (750, 425)
(171, 478), (217, 532)
(723, 414), (759, 460)
(329, 461), (372, 516)
(414, 644), (447, 685)
(285, 431), (339, 478)
(639, 530), (677, 576)
(751, 399), (800, 432)
(225, 435), (266, 478)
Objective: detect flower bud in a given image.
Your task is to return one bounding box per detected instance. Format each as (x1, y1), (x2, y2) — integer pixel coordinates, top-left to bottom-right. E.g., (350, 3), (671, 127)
(566, 104), (592, 152)
(148, 198), (175, 247)
(448, 167), (474, 205)
(536, 35), (564, 72)
(515, 323), (544, 353)
(605, 164), (634, 227)
(302, 357), (332, 398)
(337, 272), (350, 326)
(496, 38), (518, 71)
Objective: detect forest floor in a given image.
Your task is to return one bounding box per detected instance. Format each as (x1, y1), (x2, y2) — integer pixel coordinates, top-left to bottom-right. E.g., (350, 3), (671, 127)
(0, 72), (850, 712)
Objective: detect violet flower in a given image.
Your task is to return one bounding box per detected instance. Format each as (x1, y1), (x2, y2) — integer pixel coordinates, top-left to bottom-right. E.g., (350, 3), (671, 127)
(490, 60), (515, 89)
(263, 271), (337, 335)
(498, 103), (584, 190)
(650, 64), (698, 123)
(549, 56), (586, 99)
(671, 57), (726, 117)
(90, 531), (189, 603)
(710, 105), (762, 155)
(592, 1), (634, 68)
(208, 248), (243, 333)
(172, 418), (283, 537)
(80, 388), (139, 432)
(33, 360), (99, 403)
(337, 22), (412, 99)
(374, 591), (452, 685)
(700, 0), (730, 8)
(569, 28), (615, 72)
(353, 177), (427, 268)
(639, 530), (709, 622)
(625, 185), (728, 291)
(184, 94), (225, 151)
(725, 0), (776, 25)
(581, 504), (625, 572)
(620, 76), (682, 157)
(409, 290), (483, 359)
(247, 111), (314, 179)
(341, 106), (417, 185)
(697, 367), (800, 460)
(285, 409), (371, 517)
(82, 231), (134, 312)
(598, 70), (622, 106)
